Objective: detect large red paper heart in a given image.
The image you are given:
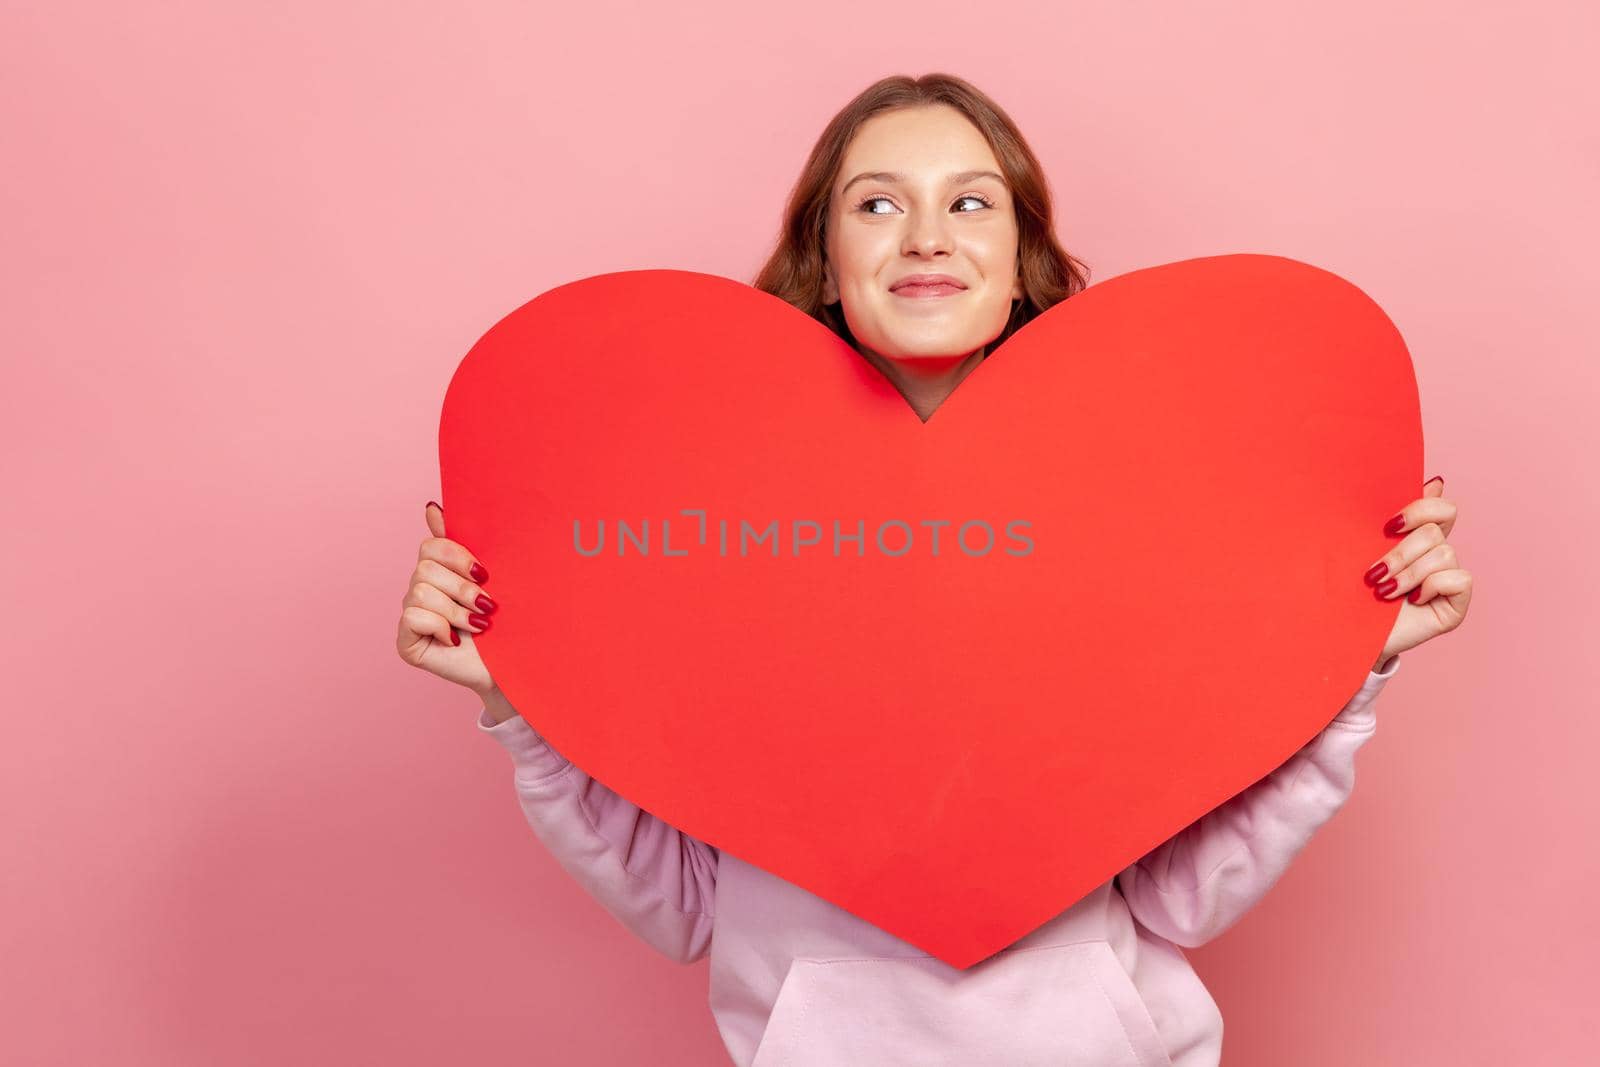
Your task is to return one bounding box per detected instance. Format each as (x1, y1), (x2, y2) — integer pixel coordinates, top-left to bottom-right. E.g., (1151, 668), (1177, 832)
(439, 253), (1420, 969)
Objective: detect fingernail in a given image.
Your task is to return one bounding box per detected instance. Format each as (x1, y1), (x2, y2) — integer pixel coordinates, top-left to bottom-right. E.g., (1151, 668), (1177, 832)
(1383, 514), (1406, 536)
(470, 562), (489, 583)
(450, 627), (460, 646)
(1407, 587), (1422, 603)
(426, 500), (441, 511)
(1364, 562), (1388, 585)
(1425, 475), (1444, 489)
(1375, 578), (1399, 597)
(468, 613), (490, 630)
(475, 593), (497, 614)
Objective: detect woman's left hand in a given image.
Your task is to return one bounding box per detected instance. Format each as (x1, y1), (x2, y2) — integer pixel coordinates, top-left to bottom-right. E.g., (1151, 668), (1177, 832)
(1364, 475), (1474, 670)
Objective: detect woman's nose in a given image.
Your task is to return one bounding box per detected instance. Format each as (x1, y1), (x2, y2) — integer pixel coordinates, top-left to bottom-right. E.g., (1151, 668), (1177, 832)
(901, 213), (954, 257)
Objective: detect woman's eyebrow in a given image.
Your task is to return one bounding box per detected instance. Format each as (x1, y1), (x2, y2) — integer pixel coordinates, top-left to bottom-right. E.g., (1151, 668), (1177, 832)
(839, 169), (1005, 195)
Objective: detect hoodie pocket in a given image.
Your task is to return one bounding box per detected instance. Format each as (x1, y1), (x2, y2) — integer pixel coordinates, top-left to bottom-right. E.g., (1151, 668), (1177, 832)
(749, 939), (1173, 1067)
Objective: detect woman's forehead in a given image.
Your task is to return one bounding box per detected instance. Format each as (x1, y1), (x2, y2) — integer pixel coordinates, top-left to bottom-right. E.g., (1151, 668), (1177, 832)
(838, 111), (1000, 187)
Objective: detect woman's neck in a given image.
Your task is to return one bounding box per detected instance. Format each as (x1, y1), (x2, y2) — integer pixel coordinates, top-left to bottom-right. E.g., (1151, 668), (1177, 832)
(858, 345), (987, 423)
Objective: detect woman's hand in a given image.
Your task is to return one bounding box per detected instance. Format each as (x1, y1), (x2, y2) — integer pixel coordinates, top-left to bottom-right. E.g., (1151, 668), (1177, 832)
(396, 501), (500, 697)
(1364, 476), (1474, 670)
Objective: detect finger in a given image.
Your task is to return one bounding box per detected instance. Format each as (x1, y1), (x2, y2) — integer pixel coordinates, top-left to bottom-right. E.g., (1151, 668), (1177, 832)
(410, 558), (497, 616)
(410, 576), (491, 633)
(1407, 567), (1473, 627)
(399, 605), (459, 652)
(417, 531), (490, 585)
(1365, 520), (1449, 592)
(1381, 493), (1458, 542)
(425, 500), (447, 539)
(1374, 540), (1457, 601)
(1419, 476), (1455, 536)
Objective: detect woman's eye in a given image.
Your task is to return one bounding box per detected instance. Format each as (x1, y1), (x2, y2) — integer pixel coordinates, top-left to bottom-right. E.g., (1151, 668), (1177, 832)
(857, 194), (992, 214)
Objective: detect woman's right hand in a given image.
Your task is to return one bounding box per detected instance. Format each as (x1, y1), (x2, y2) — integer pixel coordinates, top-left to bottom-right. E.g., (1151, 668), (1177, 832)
(396, 501), (499, 697)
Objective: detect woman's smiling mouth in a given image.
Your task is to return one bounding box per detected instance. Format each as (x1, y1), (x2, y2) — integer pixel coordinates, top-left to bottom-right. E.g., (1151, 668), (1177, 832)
(889, 273), (969, 299)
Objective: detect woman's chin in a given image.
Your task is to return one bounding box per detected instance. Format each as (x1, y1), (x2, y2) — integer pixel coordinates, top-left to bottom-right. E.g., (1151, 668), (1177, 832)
(877, 345), (981, 365)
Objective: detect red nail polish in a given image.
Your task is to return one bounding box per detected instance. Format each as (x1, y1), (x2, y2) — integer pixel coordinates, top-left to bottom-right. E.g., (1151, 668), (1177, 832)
(427, 500), (441, 511)
(1383, 514), (1406, 536)
(470, 562), (489, 583)
(1407, 587), (1422, 603)
(468, 613), (490, 629)
(1364, 562), (1388, 585)
(449, 628), (460, 646)
(476, 593), (497, 614)
(1425, 476), (1444, 490)
(1375, 578), (1398, 597)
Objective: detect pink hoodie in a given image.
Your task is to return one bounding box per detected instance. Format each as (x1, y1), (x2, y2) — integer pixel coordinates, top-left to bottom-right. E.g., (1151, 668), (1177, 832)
(476, 655), (1400, 1066)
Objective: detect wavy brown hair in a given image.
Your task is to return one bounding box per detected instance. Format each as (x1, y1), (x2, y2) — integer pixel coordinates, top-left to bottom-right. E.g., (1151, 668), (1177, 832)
(752, 72), (1091, 355)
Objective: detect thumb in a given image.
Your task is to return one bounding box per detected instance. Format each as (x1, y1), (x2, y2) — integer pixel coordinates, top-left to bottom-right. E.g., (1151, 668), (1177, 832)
(425, 500), (447, 538)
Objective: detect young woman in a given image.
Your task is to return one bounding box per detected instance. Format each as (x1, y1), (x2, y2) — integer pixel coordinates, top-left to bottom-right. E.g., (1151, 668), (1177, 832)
(397, 73), (1473, 1066)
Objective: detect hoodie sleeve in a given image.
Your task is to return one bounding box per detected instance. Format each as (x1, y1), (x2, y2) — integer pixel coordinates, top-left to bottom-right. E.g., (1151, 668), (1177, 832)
(1114, 655), (1401, 949)
(476, 704), (718, 964)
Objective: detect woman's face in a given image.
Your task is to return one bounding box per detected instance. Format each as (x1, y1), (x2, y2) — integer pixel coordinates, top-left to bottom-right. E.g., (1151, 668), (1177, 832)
(822, 104), (1023, 365)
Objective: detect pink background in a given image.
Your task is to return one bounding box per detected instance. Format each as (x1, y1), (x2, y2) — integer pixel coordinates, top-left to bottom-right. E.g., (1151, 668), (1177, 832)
(3, 2), (1594, 1064)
